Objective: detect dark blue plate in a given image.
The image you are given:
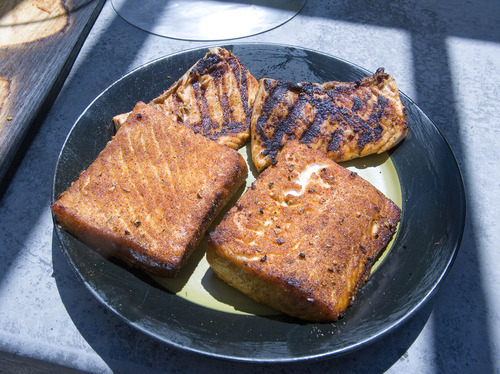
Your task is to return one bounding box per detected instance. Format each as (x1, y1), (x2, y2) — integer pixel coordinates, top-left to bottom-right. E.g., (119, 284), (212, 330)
(52, 43), (465, 362)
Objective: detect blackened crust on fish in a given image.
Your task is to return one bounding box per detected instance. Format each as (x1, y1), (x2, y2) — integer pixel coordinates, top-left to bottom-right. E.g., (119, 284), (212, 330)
(185, 48), (257, 144)
(327, 129), (343, 152)
(189, 52), (222, 77)
(251, 69), (408, 171)
(227, 52), (252, 119)
(351, 96), (363, 112)
(255, 80), (307, 160)
(113, 47), (259, 149)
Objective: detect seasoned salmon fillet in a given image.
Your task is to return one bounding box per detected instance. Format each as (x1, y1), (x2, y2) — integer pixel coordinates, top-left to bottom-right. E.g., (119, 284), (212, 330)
(52, 102), (248, 277)
(250, 68), (408, 171)
(207, 140), (400, 322)
(113, 47), (259, 149)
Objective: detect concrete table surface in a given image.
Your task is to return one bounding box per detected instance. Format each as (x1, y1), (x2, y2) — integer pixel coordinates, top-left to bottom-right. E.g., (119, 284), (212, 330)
(1, 0), (499, 372)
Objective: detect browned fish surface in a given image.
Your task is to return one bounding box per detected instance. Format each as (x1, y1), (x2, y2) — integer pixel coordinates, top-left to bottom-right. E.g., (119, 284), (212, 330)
(207, 140), (400, 322)
(113, 47), (259, 149)
(52, 102), (248, 277)
(250, 68), (408, 171)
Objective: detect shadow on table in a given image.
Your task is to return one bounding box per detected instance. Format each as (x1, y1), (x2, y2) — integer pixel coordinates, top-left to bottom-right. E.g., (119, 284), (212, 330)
(51, 232), (433, 373)
(301, 0), (498, 372)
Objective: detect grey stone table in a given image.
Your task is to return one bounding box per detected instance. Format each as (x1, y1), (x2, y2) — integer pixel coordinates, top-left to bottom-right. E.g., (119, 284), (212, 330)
(1, 0), (499, 372)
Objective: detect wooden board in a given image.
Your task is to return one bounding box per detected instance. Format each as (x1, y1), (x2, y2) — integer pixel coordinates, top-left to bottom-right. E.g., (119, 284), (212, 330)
(0, 0), (105, 182)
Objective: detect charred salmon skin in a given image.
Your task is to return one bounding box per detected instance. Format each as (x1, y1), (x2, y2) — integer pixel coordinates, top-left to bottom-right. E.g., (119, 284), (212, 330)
(52, 102), (248, 277)
(250, 68), (408, 171)
(113, 47), (259, 149)
(207, 140), (400, 322)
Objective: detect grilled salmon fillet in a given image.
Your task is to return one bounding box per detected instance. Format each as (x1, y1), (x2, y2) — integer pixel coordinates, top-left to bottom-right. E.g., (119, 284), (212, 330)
(250, 68), (408, 171)
(113, 47), (259, 149)
(207, 140), (400, 322)
(52, 102), (248, 277)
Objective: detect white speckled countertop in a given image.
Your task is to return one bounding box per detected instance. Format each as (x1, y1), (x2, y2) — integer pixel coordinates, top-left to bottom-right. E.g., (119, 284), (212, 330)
(1, 0), (499, 372)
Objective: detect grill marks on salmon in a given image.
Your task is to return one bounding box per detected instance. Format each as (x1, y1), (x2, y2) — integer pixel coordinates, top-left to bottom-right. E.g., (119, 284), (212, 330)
(113, 47), (259, 149)
(207, 140), (401, 322)
(250, 68), (408, 171)
(52, 102), (248, 277)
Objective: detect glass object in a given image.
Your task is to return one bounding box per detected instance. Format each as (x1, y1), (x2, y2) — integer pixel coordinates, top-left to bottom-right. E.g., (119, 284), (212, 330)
(111, 0), (306, 40)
